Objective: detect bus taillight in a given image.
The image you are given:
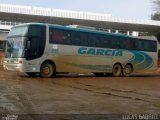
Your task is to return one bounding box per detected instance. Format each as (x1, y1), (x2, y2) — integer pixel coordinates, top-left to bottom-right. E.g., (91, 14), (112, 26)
(158, 59), (160, 67)
(19, 60), (23, 64)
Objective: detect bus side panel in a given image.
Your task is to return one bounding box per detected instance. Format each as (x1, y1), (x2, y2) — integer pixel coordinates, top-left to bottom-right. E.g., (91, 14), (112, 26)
(0, 50), (4, 65)
(48, 45), (157, 74)
(48, 45), (133, 73)
(127, 51), (157, 73)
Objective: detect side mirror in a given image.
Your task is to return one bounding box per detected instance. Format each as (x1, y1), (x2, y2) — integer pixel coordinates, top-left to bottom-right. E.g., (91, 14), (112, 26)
(26, 40), (31, 49)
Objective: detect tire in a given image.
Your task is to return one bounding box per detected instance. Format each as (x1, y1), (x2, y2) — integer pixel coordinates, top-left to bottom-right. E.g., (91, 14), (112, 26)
(40, 62), (56, 78)
(122, 64), (132, 77)
(112, 64), (122, 77)
(94, 73), (105, 77)
(26, 72), (38, 77)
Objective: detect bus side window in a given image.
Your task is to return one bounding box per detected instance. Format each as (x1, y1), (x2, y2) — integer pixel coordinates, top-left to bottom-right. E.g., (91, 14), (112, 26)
(81, 32), (89, 47)
(148, 41), (157, 52)
(110, 36), (115, 48)
(138, 40), (144, 50)
(143, 40), (150, 51)
(149, 41), (157, 52)
(49, 28), (64, 44)
(52, 31), (63, 43)
(112, 36), (122, 49)
(96, 35), (108, 48)
(104, 36), (112, 48)
(71, 31), (82, 46)
(88, 34), (96, 47)
(132, 38), (138, 50)
(95, 35), (101, 47)
(125, 38), (131, 49)
(117, 37), (124, 49)
(62, 30), (71, 45)
(152, 41), (157, 52)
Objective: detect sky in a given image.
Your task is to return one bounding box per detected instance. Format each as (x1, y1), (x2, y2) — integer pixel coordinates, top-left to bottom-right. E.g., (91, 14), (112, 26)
(0, 0), (154, 20)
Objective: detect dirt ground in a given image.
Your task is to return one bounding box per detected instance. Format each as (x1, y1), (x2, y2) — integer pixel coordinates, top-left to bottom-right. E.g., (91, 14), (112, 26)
(0, 69), (160, 119)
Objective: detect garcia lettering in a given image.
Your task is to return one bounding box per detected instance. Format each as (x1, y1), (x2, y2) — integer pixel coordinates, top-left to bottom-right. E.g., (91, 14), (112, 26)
(78, 47), (123, 56)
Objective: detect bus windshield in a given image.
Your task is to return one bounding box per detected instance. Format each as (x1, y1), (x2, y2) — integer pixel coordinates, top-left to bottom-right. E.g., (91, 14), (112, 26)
(8, 26), (28, 37)
(5, 37), (26, 58)
(5, 24), (46, 59)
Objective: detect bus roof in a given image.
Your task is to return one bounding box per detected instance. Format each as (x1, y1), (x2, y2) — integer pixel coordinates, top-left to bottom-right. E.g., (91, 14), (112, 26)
(11, 23), (157, 41)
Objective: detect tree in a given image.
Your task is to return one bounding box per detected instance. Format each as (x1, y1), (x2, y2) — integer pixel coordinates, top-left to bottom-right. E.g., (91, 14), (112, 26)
(151, 13), (160, 20)
(152, 0), (160, 11)
(151, 0), (160, 43)
(151, 0), (160, 20)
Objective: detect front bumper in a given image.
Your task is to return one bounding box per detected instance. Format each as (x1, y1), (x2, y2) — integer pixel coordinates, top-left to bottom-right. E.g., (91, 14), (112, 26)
(3, 63), (40, 73)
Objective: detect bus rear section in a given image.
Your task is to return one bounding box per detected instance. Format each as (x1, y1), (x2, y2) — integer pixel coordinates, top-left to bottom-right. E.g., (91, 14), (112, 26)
(0, 40), (5, 66)
(0, 50), (4, 65)
(158, 49), (160, 67)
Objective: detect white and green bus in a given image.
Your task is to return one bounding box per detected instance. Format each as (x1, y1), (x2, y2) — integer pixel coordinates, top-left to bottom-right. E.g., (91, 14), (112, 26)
(3, 23), (158, 77)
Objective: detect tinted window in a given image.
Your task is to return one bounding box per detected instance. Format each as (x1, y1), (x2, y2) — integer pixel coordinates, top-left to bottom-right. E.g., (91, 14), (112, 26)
(124, 38), (132, 49)
(49, 27), (157, 52)
(137, 40), (145, 50)
(88, 34), (111, 48)
(25, 25), (46, 60)
(131, 38), (138, 49)
(136, 39), (157, 52)
(28, 25), (46, 37)
(81, 33), (89, 46)
(49, 28), (89, 46)
(49, 28), (71, 45)
(87, 34), (95, 47)
(111, 36), (124, 49)
(95, 35), (105, 48)
(150, 41), (157, 52)
(71, 31), (83, 46)
(102, 36), (111, 48)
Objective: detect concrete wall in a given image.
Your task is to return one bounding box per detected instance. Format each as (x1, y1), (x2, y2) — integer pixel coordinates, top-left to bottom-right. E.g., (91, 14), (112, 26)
(0, 32), (8, 65)
(0, 32), (8, 41)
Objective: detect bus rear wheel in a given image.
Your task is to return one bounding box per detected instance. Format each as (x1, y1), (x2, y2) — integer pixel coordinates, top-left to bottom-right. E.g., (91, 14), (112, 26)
(40, 62), (56, 78)
(112, 64), (122, 77)
(122, 64), (132, 77)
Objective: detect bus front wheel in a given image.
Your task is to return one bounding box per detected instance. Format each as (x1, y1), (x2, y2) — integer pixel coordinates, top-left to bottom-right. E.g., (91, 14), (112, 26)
(40, 62), (56, 78)
(122, 64), (132, 77)
(112, 64), (122, 77)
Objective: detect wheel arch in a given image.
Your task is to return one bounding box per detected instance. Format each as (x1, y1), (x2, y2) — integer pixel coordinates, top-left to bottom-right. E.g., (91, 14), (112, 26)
(40, 59), (56, 78)
(112, 62), (123, 77)
(126, 63), (133, 72)
(41, 59), (56, 70)
(113, 62), (123, 69)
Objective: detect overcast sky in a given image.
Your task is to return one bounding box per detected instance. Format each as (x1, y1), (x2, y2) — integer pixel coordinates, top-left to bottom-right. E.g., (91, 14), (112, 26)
(0, 0), (154, 20)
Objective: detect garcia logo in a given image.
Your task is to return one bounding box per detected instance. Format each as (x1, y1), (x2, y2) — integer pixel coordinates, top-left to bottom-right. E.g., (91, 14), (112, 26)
(78, 47), (123, 56)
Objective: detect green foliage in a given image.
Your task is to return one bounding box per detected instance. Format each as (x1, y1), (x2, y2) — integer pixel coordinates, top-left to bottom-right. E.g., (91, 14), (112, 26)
(151, 0), (160, 20)
(151, 0), (160, 11)
(151, 13), (160, 20)
(151, 0), (160, 42)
